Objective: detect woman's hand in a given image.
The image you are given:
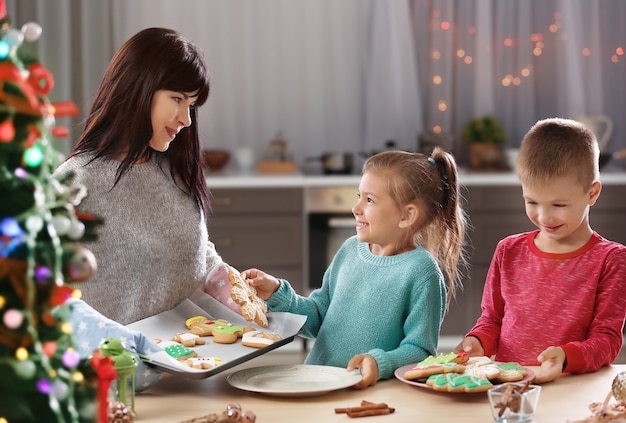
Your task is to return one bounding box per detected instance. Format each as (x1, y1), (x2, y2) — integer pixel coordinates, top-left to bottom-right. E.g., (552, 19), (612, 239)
(204, 262), (231, 291)
(240, 268), (280, 300)
(347, 354), (378, 389)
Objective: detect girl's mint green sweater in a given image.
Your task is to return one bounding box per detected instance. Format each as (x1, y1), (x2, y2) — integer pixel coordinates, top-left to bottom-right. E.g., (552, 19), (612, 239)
(267, 236), (446, 380)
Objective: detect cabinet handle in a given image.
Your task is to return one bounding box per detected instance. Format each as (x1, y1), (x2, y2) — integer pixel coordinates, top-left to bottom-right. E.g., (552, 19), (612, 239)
(213, 238), (233, 248)
(212, 197), (233, 207)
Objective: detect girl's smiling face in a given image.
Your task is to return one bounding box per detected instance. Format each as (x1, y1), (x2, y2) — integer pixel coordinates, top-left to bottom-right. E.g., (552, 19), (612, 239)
(149, 89), (199, 152)
(352, 170), (418, 256)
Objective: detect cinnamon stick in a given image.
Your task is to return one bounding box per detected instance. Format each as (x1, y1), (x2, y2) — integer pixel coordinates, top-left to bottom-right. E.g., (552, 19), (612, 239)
(347, 408), (393, 418)
(335, 401), (395, 418)
(335, 402), (389, 414)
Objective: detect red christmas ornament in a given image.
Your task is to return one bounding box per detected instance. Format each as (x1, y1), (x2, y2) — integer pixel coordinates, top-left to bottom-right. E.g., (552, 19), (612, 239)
(0, 120), (14, 142)
(50, 285), (75, 306)
(27, 63), (54, 95)
(42, 341), (57, 358)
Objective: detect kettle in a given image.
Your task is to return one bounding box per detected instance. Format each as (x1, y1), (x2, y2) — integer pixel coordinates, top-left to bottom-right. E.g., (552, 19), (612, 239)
(307, 152), (354, 175)
(571, 113), (613, 152)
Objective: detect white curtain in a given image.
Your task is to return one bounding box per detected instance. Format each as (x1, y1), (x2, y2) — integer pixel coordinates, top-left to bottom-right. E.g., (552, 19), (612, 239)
(410, 0), (626, 164)
(9, 0), (625, 169)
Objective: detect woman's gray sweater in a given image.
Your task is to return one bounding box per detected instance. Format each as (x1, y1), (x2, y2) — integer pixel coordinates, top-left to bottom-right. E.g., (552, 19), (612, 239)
(54, 154), (222, 324)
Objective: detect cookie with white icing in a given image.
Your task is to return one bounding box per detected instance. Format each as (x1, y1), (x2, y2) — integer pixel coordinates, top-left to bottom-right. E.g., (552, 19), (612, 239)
(185, 356), (223, 369)
(228, 270), (268, 328)
(463, 356), (501, 380)
(242, 330), (284, 348)
(172, 332), (206, 347)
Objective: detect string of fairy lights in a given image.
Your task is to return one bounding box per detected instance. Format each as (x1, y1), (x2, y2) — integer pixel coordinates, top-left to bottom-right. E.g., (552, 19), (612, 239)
(426, 9), (624, 135)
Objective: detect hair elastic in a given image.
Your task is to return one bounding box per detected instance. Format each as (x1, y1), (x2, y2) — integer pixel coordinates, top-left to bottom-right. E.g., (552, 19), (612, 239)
(427, 157), (436, 166)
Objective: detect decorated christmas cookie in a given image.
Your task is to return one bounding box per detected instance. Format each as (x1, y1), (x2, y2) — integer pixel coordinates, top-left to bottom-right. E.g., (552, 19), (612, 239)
(186, 316), (230, 336)
(185, 316), (253, 344)
(426, 373), (493, 393)
(403, 351), (469, 380)
(204, 266), (269, 328)
(185, 356), (223, 370)
(154, 340), (197, 361)
(462, 356), (501, 380)
(228, 270), (269, 328)
(494, 362), (528, 383)
(242, 331), (284, 348)
(172, 332), (206, 347)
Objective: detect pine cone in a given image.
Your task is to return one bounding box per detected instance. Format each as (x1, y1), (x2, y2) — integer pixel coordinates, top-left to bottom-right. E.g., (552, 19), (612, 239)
(108, 401), (135, 423)
(612, 371), (626, 403)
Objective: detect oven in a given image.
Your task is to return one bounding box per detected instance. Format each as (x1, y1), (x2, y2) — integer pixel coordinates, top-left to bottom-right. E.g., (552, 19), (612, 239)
(306, 186), (358, 291)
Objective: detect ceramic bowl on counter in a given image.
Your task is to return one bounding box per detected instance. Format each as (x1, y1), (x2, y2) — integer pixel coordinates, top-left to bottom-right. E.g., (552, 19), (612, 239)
(203, 150), (230, 172)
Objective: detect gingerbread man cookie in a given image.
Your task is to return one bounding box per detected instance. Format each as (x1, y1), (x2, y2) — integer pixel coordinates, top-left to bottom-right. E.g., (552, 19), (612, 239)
(185, 316), (253, 344)
(186, 317), (231, 336)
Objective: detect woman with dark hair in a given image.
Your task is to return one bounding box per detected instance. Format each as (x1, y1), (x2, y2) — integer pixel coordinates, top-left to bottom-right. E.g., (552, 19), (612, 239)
(55, 27), (223, 326)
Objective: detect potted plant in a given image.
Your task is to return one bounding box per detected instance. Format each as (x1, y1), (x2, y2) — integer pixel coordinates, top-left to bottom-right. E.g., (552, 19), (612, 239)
(462, 115), (507, 170)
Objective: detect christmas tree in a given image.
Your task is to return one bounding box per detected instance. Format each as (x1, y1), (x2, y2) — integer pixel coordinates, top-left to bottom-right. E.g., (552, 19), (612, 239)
(0, 3), (108, 422)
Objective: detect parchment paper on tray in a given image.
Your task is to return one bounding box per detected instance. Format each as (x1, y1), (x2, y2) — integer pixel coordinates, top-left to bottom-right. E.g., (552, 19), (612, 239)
(127, 289), (307, 379)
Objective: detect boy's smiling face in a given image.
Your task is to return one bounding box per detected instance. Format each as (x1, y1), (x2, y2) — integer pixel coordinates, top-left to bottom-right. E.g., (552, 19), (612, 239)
(522, 173), (601, 253)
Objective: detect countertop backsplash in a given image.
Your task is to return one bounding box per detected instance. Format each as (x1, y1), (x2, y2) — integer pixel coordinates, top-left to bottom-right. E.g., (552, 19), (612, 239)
(206, 169), (626, 189)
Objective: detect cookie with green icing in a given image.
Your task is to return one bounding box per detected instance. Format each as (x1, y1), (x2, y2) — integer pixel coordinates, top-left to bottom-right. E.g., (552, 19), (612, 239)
(156, 340), (197, 361)
(495, 362), (527, 382)
(185, 316), (254, 344)
(403, 351), (469, 380)
(426, 373), (493, 393)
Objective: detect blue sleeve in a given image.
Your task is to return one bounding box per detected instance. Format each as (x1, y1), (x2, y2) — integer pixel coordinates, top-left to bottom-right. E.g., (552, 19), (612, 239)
(63, 299), (163, 392)
(266, 275), (332, 339)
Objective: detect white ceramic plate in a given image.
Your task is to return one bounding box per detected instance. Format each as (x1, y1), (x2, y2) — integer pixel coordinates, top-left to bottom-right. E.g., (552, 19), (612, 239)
(227, 364), (362, 397)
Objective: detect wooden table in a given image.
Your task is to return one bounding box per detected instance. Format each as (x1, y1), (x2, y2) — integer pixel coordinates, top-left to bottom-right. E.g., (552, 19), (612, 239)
(134, 356), (624, 423)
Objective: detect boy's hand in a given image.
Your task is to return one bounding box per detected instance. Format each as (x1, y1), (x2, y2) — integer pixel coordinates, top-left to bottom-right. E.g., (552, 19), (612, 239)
(347, 354), (378, 389)
(240, 268), (280, 300)
(533, 346), (565, 383)
(454, 336), (485, 356)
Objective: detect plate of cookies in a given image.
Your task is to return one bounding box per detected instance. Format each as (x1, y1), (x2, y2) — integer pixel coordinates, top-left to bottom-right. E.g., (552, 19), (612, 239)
(394, 352), (534, 394)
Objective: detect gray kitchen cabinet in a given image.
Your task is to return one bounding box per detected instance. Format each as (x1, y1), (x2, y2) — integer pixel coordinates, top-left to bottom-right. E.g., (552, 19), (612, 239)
(441, 183), (626, 337)
(207, 187), (304, 294)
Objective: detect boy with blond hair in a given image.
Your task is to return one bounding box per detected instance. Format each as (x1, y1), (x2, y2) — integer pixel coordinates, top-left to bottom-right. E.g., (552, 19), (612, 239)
(456, 117), (626, 383)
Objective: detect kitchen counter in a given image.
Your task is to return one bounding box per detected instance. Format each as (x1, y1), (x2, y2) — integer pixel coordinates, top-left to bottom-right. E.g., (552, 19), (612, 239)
(134, 358), (625, 423)
(206, 170), (626, 188)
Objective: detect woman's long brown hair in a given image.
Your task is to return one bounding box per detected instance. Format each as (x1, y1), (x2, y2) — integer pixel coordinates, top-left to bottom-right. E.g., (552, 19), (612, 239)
(69, 27), (212, 216)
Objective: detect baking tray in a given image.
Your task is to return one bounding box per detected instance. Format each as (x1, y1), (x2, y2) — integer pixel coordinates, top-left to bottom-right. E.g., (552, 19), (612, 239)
(127, 289), (307, 379)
